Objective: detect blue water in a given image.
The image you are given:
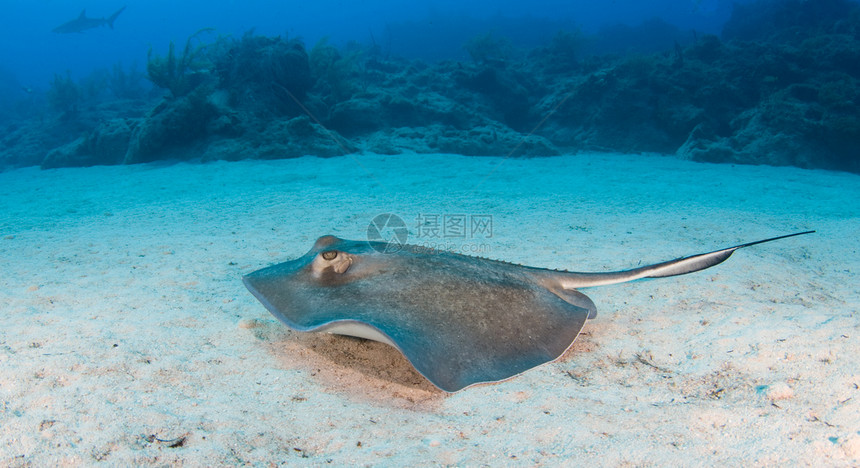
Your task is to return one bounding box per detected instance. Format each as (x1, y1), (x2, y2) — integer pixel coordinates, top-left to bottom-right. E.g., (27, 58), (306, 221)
(2, 0), (733, 90)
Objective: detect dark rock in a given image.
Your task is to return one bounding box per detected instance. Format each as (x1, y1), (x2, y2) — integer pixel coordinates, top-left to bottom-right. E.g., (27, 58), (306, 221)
(215, 34), (313, 118)
(328, 97), (387, 135)
(723, 0), (856, 42)
(456, 66), (533, 131)
(201, 116), (355, 161)
(124, 89), (218, 164)
(687, 35), (724, 62)
(41, 137), (87, 169)
(361, 123), (559, 157)
(41, 119), (136, 169)
(327, 88), (488, 137)
(0, 123), (55, 169)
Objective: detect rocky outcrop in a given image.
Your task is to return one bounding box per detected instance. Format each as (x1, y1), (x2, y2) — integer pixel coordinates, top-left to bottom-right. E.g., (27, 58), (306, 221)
(1, 0), (858, 173)
(42, 118), (136, 168)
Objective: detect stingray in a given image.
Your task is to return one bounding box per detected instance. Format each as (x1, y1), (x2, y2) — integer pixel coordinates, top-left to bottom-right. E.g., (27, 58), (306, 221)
(243, 230), (812, 392)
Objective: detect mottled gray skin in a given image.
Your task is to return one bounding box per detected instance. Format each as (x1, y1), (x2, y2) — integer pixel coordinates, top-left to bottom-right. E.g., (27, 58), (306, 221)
(243, 231), (812, 392)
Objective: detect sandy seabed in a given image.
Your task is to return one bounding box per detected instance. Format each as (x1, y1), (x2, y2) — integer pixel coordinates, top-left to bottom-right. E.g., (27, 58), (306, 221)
(0, 152), (857, 466)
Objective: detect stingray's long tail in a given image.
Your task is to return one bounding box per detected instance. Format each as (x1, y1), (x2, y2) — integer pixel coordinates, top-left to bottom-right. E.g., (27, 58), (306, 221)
(556, 230), (814, 289)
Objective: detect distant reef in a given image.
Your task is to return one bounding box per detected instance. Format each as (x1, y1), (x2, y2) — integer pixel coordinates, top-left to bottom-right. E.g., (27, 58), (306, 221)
(1, 0), (858, 173)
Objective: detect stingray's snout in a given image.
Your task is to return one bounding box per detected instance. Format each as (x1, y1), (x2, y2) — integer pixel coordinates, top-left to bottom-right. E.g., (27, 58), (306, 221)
(311, 249), (353, 279)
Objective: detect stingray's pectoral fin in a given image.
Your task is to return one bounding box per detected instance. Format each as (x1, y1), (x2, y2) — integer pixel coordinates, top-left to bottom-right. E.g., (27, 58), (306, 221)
(549, 287), (598, 319)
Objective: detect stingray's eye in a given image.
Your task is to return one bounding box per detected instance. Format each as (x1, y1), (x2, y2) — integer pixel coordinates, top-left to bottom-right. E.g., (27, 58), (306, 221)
(321, 250), (338, 260)
(311, 249), (352, 278)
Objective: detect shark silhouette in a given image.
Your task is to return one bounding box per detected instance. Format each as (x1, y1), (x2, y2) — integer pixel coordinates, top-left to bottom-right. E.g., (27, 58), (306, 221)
(52, 6), (126, 34)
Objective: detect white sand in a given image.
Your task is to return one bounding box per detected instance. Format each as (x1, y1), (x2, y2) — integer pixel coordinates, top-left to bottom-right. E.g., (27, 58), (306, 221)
(0, 153), (858, 465)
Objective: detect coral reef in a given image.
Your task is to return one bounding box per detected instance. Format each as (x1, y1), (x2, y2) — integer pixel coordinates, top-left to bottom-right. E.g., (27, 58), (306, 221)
(216, 32), (314, 117)
(46, 71), (80, 117)
(463, 33), (514, 65)
(1, 0), (859, 173)
(124, 88), (217, 164)
(42, 119), (136, 168)
(146, 28), (216, 98)
(109, 63), (147, 100)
